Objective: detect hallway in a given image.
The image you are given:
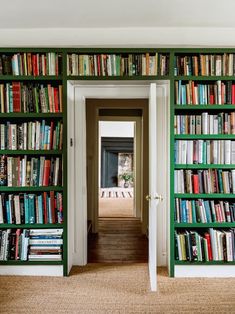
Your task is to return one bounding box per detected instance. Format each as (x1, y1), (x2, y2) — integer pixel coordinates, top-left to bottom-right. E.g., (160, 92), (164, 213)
(88, 218), (148, 263)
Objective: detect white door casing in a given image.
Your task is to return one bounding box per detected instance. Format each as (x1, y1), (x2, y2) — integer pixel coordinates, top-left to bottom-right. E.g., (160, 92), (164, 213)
(69, 81), (169, 272)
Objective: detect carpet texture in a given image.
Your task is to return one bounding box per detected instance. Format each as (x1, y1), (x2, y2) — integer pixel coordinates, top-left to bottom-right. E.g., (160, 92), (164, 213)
(0, 265), (234, 314)
(99, 198), (134, 217)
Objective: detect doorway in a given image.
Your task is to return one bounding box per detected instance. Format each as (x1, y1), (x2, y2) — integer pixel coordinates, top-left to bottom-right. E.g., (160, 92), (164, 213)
(86, 99), (149, 263)
(99, 121), (135, 218)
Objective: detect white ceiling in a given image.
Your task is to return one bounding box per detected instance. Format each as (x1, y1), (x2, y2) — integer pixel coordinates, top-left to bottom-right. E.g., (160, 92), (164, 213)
(1, 0), (235, 29)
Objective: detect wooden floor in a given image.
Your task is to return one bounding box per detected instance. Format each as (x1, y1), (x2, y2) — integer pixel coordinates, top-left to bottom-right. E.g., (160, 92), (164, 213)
(88, 218), (148, 263)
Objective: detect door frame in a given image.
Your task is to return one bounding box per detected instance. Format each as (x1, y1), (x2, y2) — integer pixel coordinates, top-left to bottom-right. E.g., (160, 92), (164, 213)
(86, 100), (148, 229)
(68, 81), (169, 270)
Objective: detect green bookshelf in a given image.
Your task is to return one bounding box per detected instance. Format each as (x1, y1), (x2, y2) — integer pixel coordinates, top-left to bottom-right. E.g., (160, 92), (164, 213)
(171, 48), (235, 277)
(0, 48), (66, 275)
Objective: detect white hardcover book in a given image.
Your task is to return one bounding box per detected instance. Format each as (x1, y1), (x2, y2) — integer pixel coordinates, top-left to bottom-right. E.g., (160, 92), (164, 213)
(29, 239), (63, 245)
(220, 141), (224, 165)
(7, 157), (12, 187)
(11, 124), (17, 150)
(224, 140), (231, 164)
(35, 121), (41, 150)
(213, 116), (218, 134)
(198, 140), (203, 164)
(187, 141), (193, 164)
(206, 140), (211, 164)
(231, 170), (235, 194)
(174, 171), (178, 193)
(202, 112), (208, 134)
(225, 232), (233, 261)
(231, 142), (235, 164)
(0, 124), (5, 150)
(217, 231), (224, 261)
(29, 229), (63, 235)
(181, 140), (187, 164)
(14, 195), (21, 224)
(54, 157), (59, 186)
(213, 140), (218, 164)
(21, 156), (26, 187)
(209, 115), (214, 134)
(31, 122), (36, 150)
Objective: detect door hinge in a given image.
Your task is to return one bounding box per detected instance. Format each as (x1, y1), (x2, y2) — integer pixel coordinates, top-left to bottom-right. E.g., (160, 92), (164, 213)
(70, 138), (73, 147)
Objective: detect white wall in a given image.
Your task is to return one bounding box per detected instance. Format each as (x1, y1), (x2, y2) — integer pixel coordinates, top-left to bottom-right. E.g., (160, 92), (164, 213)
(100, 121), (134, 138)
(1, 27), (235, 47)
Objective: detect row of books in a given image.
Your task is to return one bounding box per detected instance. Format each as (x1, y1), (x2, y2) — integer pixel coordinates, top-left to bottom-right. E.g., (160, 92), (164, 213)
(0, 121), (63, 150)
(174, 54), (235, 76)
(0, 83), (63, 113)
(175, 80), (235, 105)
(175, 228), (235, 262)
(0, 192), (63, 224)
(0, 156), (62, 187)
(0, 228), (63, 261)
(67, 53), (169, 76)
(174, 140), (235, 165)
(174, 169), (235, 194)
(0, 53), (62, 76)
(174, 113), (235, 135)
(175, 199), (235, 223)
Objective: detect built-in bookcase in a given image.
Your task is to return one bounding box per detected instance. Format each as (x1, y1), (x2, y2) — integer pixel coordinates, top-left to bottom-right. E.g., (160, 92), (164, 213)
(0, 49), (67, 275)
(0, 47), (235, 278)
(66, 48), (170, 79)
(171, 49), (235, 276)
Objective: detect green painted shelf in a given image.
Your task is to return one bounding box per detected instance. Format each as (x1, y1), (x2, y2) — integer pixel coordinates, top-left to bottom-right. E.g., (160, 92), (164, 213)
(174, 134), (235, 139)
(175, 193), (235, 199)
(0, 150), (63, 155)
(0, 186), (63, 192)
(0, 75), (62, 81)
(0, 261), (63, 265)
(174, 105), (235, 110)
(174, 223), (235, 228)
(67, 75), (170, 81)
(175, 261), (235, 265)
(0, 113), (63, 118)
(174, 76), (235, 81)
(0, 224), (64, 229)
(175, 164), (235, 169)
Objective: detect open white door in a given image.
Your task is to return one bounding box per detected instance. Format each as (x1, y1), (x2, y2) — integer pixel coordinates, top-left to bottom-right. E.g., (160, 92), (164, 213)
(148, 83), (162, 291)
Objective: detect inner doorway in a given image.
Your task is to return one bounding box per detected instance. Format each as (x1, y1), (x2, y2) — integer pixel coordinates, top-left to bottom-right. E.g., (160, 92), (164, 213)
(99, 121), (135, 218)
(86, 99), (149, 263)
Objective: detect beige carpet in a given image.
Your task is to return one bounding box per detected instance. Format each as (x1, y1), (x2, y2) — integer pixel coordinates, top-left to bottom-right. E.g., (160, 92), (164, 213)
(99, 198), (134, 217)
(0, 265), (234, 314)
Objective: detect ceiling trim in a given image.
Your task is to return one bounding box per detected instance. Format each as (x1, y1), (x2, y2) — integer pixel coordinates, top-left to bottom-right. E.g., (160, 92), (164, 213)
(0, 27), (235, 47)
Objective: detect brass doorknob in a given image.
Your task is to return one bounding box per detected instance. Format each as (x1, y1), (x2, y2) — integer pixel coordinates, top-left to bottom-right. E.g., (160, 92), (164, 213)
(146, 195), (152, 201)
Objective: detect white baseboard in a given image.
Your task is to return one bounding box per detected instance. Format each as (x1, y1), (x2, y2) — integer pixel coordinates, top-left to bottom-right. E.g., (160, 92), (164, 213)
(175, 265), (235, 277)
(0, 266), (63, 276)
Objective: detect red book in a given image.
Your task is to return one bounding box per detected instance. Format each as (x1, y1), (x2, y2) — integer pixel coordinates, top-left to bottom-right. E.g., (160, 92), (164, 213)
(97, 55), (101, 76)
(32, 55), (36, 76)
(50, 191), (56, 224)
(15, 229), (21, 260)
(204, 233), (213, 261)
(12, 82), (21, 112)
(43, 192), (48, 224)
(42, 160), (51, 186)
(54, 88), (59, 112)
(232, 84), (235, 104)
(193, 174), (199, 194)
